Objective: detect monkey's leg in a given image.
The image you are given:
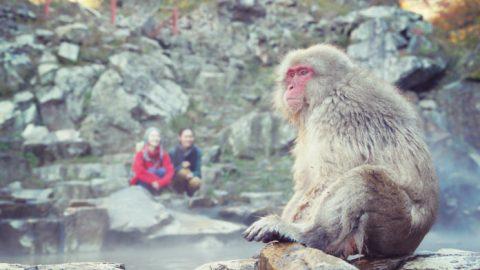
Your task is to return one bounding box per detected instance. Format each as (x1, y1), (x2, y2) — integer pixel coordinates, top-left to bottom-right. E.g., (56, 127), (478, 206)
(244, 165), (420, 258)
(308, 165), (419, 258)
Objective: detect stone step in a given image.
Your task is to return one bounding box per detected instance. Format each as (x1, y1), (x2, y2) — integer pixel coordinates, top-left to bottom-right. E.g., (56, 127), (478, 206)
(32, 162), (130, 184)
(0, 199), (52, 219)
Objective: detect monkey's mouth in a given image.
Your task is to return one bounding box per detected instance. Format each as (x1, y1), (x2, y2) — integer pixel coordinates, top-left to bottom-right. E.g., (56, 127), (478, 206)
(286, 98), (304, 111)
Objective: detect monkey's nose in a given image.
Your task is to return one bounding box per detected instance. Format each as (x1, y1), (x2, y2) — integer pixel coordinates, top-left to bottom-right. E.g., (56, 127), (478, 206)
(288, 85), (294, 91)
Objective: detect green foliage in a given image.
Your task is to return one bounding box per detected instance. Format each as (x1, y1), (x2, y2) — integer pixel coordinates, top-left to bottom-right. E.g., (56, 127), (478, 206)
(58, 155), (101, 164)
(0, 142), (12, 152)
(219, 154), (294, 194)
(168, 113), (193, 134)
(23, 152), (39, 168)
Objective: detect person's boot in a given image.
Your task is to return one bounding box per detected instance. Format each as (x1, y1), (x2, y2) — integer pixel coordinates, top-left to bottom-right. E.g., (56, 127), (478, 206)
(186, 177), (201, 197)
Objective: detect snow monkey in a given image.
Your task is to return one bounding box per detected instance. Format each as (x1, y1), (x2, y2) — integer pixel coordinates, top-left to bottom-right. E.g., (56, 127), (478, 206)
(243, 44), (439, 258)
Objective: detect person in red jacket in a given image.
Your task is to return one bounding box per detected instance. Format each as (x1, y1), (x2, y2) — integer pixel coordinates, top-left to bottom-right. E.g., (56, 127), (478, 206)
(129, 127), (174, 194)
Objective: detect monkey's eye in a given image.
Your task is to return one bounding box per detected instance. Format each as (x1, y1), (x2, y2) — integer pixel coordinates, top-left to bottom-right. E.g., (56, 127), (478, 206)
(298, 69), (309, 76)
(287, 71), (295, 78)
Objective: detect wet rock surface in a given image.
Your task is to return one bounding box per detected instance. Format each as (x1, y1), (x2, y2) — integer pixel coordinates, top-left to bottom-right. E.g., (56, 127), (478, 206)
(199, 244), (480, 270)
(259, 242), (357, 270)
(0, 262), (125, 270)
(195, 259), (257, 270)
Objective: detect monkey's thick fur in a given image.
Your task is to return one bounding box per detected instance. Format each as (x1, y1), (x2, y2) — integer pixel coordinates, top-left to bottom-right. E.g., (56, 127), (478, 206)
(243, 44), (439, 258)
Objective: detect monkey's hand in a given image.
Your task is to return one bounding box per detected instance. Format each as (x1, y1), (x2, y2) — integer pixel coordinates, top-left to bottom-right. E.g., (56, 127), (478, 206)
(242, 215), (299, 243)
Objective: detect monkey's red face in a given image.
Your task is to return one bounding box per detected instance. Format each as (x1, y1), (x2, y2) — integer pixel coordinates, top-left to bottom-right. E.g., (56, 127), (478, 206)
(284, 65), (314, 112)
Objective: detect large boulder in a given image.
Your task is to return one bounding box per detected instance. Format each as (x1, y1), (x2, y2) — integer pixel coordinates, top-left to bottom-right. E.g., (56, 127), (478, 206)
(100, 186), (172, 238)
(38, 64), (105, 130)
(401, 249), (480, 270)
(259, 242), (357, 270)
(79, 69), (140, 154)
(63, 205), (109, 252)
(79, 50), (189, 154)
(108, 51), (189, 120)
(0, 218), (62, 255)
(435, 80), (480, 151)
(326, 6), (446, 91)
(0, 34), (42, 96)
(226, 111), (295, 159)
(148, 210), (245, 241)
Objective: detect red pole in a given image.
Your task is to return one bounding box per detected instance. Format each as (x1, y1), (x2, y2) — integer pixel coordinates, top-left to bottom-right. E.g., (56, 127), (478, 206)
(44, 0), (52, 18)
(110, 0), (117, 25)
(172, 7), (179, 35)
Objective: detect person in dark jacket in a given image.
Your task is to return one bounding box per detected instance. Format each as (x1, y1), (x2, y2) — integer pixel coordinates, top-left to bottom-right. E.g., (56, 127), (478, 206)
(130, 127), (174, 195)
(169, 128), (202, 196)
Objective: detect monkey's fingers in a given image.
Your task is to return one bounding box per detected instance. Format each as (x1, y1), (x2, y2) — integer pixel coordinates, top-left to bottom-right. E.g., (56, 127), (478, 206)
(253, 222), (280, 242)
(243, 223), (263, 241)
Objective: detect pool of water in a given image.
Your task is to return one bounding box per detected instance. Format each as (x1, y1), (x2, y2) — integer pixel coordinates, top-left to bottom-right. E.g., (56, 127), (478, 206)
(1, 231), (478, 270)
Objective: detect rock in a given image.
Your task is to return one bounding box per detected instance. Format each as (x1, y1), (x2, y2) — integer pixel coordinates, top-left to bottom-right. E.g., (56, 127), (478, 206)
(227, 111), (295, 159)
(258, 242), (357, 270)
(218, 0), (267, 23)
(57, 42), (80, 62)
(0, 199), (52, 219)
(203, 145), (222, 163)
(0, 37), (38, 95)
(435, 80), (480, 150)
(21, 124), (49, 144)
(37, 52), (59, 85)
(195, 71), (227, 93)
(55, 23), (89, 44)
(0, 263), (125, 270)
(109, 51), (188, 119)
(189, 196), (218, 208)
(100, 187), (172, 236)
(0, 146), (31, 185)
(239, 191), (284, 205)
(23, 129), (91, 164)
(53, 181), (93, 202)
(10, 188), (53, 201)
(219, 205), (281, 225)
(13, 91), (34, 107)
(63, 206), (109, 252)
(0, 100), (15, 129)
(195, 259), (257, 270)
(418, 99), (437, 110)
(148, 210), (245, 240)
(79, 69), (139, 154)
(39, 64), (104, 130)
(0, 218), (62, 255)
(401, 249), (480, 269)
(90, 177), (126, 198)
(329, 6), (447, 91)
(35, 29), (55, 44)
(353, 248), (480, 270)
(32, 162), (130, 186)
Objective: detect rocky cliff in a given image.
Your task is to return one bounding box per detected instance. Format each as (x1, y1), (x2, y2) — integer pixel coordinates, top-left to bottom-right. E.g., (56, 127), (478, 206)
(0, 0), (479, 252)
